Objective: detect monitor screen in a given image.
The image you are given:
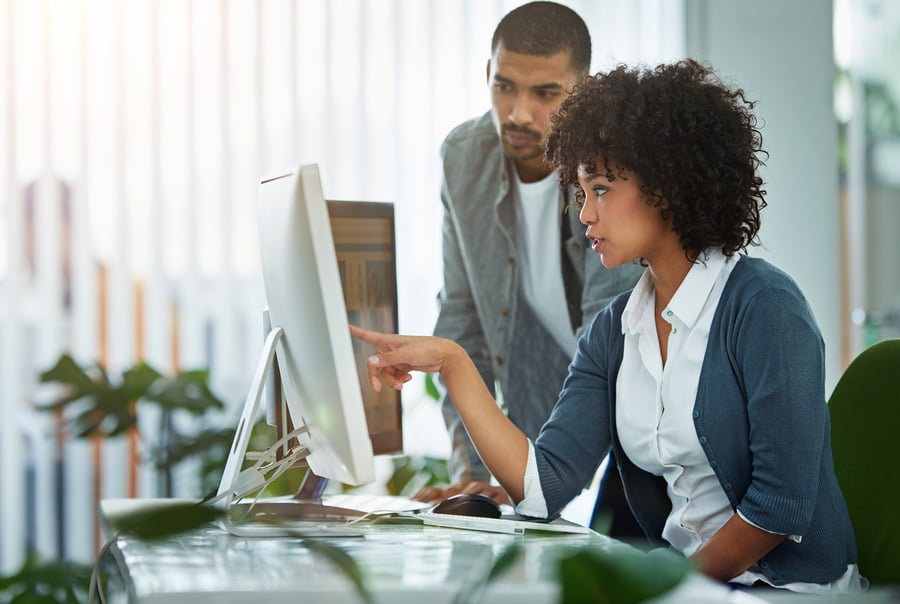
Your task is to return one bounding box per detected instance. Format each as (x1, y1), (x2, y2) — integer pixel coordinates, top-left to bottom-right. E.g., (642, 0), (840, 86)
(327, 200), (402, 456)
(255, 164), (375, 486)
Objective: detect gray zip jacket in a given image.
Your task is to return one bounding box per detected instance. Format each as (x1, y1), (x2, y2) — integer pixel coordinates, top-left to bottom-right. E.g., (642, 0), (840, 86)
(434, 111), (642, 483)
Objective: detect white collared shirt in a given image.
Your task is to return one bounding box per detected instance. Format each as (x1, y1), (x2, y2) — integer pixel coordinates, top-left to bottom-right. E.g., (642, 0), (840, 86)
(616, 250), (739, 556)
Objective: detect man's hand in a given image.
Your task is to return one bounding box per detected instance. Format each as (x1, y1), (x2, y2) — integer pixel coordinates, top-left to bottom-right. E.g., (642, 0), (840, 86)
(414, 480), (512, 506)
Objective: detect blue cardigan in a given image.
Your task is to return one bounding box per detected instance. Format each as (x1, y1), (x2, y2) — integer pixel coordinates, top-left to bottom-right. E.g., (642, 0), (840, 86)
(533, 256), (858, 585)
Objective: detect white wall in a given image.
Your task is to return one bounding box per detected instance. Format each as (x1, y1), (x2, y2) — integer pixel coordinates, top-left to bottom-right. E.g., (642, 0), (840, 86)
(685, 0), (841, 393)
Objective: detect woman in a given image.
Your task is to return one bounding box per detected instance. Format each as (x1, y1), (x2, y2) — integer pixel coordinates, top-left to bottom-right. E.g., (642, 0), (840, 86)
(351, 60), (863, 592)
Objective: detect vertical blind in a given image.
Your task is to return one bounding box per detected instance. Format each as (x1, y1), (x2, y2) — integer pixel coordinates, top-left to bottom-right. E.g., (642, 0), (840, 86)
(0, 0), (683, 569)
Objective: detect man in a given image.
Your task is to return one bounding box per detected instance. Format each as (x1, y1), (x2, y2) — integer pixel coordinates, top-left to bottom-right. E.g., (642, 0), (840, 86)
(419, 1), (643, 530)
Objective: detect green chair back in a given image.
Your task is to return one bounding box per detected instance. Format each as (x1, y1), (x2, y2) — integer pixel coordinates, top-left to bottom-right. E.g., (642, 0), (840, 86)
(828, 338), (900, 585)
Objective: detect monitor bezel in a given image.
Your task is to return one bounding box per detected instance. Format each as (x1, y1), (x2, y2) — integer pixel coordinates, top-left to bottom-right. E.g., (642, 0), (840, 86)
(255, 164), (376, 486)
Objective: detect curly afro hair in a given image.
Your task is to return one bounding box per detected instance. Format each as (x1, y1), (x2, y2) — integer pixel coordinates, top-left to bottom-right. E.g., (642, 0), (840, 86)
(546, 59), (767, 258)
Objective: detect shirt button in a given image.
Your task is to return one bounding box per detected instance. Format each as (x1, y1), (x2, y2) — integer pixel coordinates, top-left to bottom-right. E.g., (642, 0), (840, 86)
(692, 410), (700, 419)
(709, 460), (717, 468)
(699, 436), (708, 444)
(494, 356), (503, 366)
(507, 256), (516, 266)
(500, 307), (509, 317)
(665, 310), (673, 317)
(724, 483), (732, 490)
(571, 242), (581, 251)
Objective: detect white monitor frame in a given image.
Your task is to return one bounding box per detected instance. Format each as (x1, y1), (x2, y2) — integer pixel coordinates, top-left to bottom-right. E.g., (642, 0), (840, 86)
(216, 164), (376, 508)
(257, 163), (375, 485)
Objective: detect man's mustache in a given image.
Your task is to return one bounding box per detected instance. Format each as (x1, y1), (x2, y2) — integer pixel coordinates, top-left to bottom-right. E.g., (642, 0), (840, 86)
(501, 124), (541, 140)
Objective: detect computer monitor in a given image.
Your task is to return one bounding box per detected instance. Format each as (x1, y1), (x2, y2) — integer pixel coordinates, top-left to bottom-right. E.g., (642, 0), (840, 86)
(215, 164), (381, 514)
(262, 198), (403, 505)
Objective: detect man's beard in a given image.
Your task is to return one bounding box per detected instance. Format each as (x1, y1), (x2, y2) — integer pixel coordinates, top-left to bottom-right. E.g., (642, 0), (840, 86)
(501, 124), (543, 162)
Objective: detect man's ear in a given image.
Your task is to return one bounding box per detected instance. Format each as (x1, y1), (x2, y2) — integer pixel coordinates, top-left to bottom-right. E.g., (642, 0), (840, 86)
(485, 58), (492, 85)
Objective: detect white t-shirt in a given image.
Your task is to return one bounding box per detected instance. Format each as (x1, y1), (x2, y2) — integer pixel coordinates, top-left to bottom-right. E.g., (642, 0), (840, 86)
(512, 169), (576, 354)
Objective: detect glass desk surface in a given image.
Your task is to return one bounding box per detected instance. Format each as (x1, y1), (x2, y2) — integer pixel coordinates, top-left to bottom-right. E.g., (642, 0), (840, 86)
(98, 516), (769, 604)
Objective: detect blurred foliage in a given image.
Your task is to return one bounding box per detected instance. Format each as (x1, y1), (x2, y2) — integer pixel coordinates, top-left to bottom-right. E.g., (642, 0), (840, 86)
(384, 455), (449, 498)
(39, 354), (224, 439)
(452, 542), (691, 604)
(424, 372), (441, 401)
(245, 421), (309, 497)
(379, 373), (449, 497)
(39, 353), (231, 494)
(452, 543), (523, 604)
(0, 555), (92, 604)
(557, 546), (691, 604)
(836, 67), (900, 179)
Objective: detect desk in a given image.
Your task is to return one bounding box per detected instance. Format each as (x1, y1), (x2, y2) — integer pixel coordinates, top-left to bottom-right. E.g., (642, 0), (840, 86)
(98, 499), (759, 604)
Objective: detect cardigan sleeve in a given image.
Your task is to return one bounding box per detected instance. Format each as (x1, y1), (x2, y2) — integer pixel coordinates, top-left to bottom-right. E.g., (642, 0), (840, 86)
(532, 300), (620, 517)
(725, 276), (827, 536)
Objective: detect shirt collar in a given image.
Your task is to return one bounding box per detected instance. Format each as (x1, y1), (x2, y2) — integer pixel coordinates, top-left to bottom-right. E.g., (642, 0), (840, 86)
(665, 249), (728, 329)
(621, 249), (729, 334)
(621, 268), (654, 335)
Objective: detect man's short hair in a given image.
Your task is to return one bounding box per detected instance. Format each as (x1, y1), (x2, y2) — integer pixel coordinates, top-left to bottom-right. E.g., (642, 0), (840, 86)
(491, 1), (591, 75)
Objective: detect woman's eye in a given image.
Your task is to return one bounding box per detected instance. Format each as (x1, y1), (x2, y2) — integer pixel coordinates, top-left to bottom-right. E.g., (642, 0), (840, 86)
(593, 187), (608, 198)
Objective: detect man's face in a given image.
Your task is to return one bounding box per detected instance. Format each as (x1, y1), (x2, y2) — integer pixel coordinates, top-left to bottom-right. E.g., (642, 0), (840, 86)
(487, 43), (580, 183)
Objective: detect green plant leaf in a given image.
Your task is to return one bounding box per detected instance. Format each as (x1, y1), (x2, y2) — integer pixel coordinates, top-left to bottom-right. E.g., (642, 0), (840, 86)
(384, 455), (449, 496)
(114, 502), (223, 541)
(38, 354), (95, 391)
(156, 426), (235, 468)
(120, 363), (163, 401)
(38, 355), (103, 411)
(558, 545), (690, 604)
(424, 373), (441, 401)
(146, 371), (224, 414)
(484, 543), (522, 582)
(301, 540), (374, 604)
(385, 456), (420, 495)
(0, 555), (91, 604)
(452, 543), (522, 604)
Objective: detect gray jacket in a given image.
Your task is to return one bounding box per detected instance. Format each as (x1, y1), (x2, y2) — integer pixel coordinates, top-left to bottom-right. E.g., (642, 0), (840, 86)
(434, 112), (642, 482)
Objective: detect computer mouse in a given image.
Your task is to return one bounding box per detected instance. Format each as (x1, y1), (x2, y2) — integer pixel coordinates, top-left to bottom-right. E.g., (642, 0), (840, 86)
(432, 493), (502, 518)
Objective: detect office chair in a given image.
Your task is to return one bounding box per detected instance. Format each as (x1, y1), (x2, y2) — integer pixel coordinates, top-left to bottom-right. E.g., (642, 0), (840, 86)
(828, 338), (900, 586)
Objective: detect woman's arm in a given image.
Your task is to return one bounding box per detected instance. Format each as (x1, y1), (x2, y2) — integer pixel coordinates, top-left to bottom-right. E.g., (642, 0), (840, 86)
(690, 513), (786, 581)
(349, 325), (530, 502)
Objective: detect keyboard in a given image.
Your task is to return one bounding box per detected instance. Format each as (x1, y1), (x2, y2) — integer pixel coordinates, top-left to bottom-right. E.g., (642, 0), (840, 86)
(417, 510), (592, 535)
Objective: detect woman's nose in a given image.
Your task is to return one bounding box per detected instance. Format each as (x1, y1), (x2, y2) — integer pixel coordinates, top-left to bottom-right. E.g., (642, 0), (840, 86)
(578, 200), (594, 225)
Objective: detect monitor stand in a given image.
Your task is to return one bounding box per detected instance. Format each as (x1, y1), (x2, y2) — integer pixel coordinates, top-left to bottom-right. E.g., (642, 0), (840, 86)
(218, 317), (366, 524)
(229, 473), (365, 522)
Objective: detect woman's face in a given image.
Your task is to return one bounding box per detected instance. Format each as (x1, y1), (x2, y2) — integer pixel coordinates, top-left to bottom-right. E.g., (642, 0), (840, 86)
(575, 161), (678, 269)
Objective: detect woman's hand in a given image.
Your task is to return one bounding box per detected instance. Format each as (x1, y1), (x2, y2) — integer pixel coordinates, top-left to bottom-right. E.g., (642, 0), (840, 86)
(414, 480), (512, 506)
(349, 325), (462, 392)
(351, 324), (530, 502)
